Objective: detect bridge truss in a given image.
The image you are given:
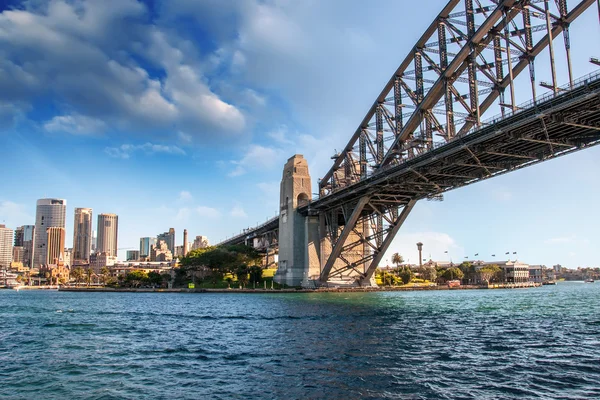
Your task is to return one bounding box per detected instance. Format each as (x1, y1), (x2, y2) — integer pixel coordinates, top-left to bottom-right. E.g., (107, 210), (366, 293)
(311, 0), (600, 285)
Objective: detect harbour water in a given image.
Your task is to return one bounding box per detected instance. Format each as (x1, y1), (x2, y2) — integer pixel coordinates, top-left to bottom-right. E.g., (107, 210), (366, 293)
(1, 282), (599, 399)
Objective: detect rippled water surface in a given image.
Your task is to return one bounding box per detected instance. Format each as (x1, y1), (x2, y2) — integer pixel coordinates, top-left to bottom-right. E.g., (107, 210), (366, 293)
(1, 282), (600, 399)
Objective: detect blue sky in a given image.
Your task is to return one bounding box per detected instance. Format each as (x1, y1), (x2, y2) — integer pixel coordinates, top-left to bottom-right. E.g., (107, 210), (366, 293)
(0, 0), (599, 267)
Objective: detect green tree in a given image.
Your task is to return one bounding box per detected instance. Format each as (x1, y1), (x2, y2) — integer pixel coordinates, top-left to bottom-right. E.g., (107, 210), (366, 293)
(180, 245), (262, 288)
(391, 253), (404, 272)
(236, 265), (250, 287)
(419, 265), (437, 281)
(147, 271), (162, 286)
(161, 272), (172, 288)
(249, 265), (263, 285)
(71, 267), (85, 285)
(100, 266), (111, 285)
(126, 270), (148, 288)
(85, 268), (93, 286)
(442, 267), (464, 281)
(478, 265), (501, 283)
(399, 267), (414, 285)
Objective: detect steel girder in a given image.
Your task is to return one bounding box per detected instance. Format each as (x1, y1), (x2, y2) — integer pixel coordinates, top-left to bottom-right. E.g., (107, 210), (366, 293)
(319, 0), (596, 196)
(318, 198), (416, 285)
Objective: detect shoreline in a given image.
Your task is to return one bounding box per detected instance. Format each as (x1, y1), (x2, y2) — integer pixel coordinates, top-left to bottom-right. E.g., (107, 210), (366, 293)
(56, 283), (542, 294)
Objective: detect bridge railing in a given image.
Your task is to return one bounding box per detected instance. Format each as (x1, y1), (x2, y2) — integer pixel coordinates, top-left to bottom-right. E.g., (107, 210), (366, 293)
(216, 216), (279, 246)
(375, 69), (600, 173)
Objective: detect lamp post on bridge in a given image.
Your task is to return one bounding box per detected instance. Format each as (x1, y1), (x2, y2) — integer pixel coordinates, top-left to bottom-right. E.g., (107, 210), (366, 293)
(416, 242), (423, 268)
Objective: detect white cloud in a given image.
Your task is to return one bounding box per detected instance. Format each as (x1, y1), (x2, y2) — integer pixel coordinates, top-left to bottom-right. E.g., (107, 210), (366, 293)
(178, 191), (193, 202)
(229, 144), (283, 177)
(44, 114), (106, 135)
(267, 126), (294, 145)
(105, 142), (186, 159)
(0, 1), (246, 137)
(230, 205), (248, 218)
(0, 200), (34, 229)
(197, 206), (221, 219)
(175, 207), (191, 221)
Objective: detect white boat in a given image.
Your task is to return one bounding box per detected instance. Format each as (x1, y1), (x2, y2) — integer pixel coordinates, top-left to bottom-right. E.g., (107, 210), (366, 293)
(585, 278), (594, 283)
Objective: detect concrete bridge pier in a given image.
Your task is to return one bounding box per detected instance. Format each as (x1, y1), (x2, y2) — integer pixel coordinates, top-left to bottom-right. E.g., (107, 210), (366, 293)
(274, 154), (376, 288)
(274, 155), (321, 287)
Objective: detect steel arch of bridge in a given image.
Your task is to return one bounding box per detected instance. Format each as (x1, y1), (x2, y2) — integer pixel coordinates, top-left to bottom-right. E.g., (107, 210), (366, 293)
(313, 0), (599, 285)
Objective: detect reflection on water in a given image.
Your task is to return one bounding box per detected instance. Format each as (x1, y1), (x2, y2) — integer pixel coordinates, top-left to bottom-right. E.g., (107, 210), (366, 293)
(1, 282), (599, 399)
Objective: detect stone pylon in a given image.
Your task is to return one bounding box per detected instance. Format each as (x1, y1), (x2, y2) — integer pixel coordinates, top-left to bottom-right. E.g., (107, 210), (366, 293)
(274, 155), (321, 287)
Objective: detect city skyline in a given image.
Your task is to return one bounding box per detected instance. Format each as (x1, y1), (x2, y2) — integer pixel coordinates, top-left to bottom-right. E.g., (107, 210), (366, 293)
(0, 1), (599, 267)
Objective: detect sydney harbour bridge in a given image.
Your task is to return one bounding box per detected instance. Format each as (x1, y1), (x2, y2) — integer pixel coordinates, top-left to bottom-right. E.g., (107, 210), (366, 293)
(219, 0), (600, 287)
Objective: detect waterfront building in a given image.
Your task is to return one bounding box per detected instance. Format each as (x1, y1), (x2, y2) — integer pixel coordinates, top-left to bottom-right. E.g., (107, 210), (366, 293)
(40, 263), (70, 285)
(150, 240), (173, 262)
(192, 235), (209, 250)
(0, 225), (14, 269)
(63, 248), (72, 267)
(90, 252), (118, 273)
(46, 227), (66, 266)
(528, 265), (543, 284)
(15, 225), (35, 269)
(126, 250), (140, 261)
(97, 214), (118, 257)
(12, 246), (24, 264)
(157, 228), (175, 254)
(498, 260), (530, 283)
(34, 199), (67, 268)
(139, 237), (157, 259)
(73, 208), (93, 263)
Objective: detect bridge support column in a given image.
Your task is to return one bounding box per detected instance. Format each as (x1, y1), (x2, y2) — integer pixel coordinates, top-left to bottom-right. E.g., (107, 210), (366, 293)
(274, 155), (312, 287)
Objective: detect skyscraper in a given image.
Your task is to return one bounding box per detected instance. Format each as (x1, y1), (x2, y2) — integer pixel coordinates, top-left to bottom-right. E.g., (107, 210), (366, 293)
(97, 214), (118, 257)
(139, 237), (156, 259)
(15, 225), (35, 269)
(34, 199), (66, 268)
(157, 228), (175, 254)
(14, 226), (24, 247)
(46, 227), (65, 265)
(73, 208), (93, 263)
(0, 225), (13, 268)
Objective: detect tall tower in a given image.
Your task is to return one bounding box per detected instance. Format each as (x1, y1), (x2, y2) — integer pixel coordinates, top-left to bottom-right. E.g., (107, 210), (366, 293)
(0, 224), (13, 269)
(97, 214), (118, 257)
(73, 208), (93, 263)
(274, 155), (320, 286)
(46, 227), (65, 265)
(34, 199), (66, 268)
(157, 228), (175, 254)
(183, 229), (189, 256)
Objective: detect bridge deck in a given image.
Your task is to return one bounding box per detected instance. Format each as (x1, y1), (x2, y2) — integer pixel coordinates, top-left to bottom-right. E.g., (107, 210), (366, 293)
(302, 71), (600, 215)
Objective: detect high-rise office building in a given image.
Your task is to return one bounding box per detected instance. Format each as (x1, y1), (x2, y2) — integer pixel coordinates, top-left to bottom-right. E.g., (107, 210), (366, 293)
(12, 246), (24, 264)
(192, 235), (209, 250)
(97, 214), (118, 257)
(73, 208), (93, 263)
(46, 227), (65, 265)
(15, 225), (35, 269)
(0, 225), (13, 268)
(126, 250), (140, 261)
(14, 226), (24, 247)
(157, 228), (175, 254)
(34, 199), (66, 268)
(139, 237), (157, 259)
